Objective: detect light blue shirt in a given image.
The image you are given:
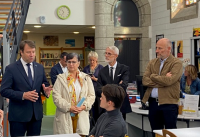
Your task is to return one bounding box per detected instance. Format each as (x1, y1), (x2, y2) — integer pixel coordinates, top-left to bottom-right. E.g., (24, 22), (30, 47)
(151, 58), (167, 98)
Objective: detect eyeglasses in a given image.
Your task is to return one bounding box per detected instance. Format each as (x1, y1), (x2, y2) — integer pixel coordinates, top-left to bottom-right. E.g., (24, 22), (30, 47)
(104, 52), (115, 56)
(67, 61), (77, 64)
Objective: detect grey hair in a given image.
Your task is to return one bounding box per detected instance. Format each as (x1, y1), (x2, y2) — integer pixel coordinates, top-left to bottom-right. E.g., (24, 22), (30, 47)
(66, 53), (80, 62)
(107, 46), (119, 55)
(88, 51), (98, 60)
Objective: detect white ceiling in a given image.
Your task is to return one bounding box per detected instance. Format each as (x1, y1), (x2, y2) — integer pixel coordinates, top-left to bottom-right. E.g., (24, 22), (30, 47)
(23, 24), (95, 34)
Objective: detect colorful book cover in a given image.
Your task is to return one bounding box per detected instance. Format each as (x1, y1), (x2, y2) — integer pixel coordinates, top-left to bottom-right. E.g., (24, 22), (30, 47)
(198, 58), (200, 72)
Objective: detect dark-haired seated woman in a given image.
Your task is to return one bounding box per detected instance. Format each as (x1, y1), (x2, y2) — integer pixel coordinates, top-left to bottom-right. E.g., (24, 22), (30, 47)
(180, 65), (200, 95)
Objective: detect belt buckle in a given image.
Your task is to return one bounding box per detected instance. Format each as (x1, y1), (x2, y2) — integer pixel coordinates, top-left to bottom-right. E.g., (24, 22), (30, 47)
(156, 98), (158, 102)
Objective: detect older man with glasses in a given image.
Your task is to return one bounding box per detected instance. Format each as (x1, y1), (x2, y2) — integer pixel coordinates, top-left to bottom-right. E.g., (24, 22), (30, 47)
(96, 46), (132, 120)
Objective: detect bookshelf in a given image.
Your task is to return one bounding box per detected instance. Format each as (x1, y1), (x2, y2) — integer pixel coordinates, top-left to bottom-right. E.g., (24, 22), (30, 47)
(39, 47), (85, 83)
(190, 36), (200, 72)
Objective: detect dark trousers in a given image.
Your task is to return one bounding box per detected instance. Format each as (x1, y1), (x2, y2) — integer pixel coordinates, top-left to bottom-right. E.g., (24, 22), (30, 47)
(148, 99), (178, 132)
(9, 115), (42, 137)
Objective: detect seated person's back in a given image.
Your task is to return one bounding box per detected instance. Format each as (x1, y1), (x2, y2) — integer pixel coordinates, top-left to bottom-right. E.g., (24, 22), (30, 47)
(89, 84), (127, 137)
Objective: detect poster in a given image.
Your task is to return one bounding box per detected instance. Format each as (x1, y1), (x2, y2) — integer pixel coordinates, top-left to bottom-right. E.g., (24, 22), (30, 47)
(177, 40), (183, 58)
(84, 36), (94, 51)
(43, 36), (58, 46)
(171, 41), (175, 56)
(193, 28), (200, 37)
(65, 39), (75, 47)
(156, 34), (164, 43)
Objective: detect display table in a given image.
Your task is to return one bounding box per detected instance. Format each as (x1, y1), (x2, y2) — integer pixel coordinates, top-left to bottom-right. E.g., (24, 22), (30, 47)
(154, 127), (200, 137)
(126, 102), (200, 137)
(30, 133), (80, 137)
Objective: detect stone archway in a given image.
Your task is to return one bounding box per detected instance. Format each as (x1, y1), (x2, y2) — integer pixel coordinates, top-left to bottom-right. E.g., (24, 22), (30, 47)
(95, 0), (151, 74)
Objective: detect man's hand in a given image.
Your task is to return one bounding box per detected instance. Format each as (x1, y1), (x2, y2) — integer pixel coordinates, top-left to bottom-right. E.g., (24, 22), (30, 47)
(0, 109), (3, 124)
(42, 84), (53, 97)
(89, 135), (94, 137)
(90, 75), (98, 81)
(119, 80), (123, 84)
(23, 90), (39, 102)
(166, 72), (172, 77)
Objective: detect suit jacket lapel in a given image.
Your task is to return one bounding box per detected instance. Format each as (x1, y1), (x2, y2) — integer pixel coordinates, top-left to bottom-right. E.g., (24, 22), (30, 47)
(58, 64), (63, 73)
(33, 62), (38, 88)
(105, 65), (113, 84)
(114, 63), (121, 83)
(16, 60), (32, 87)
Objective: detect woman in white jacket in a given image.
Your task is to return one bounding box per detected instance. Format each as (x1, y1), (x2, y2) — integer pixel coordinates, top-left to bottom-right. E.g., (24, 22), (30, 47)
(53, 53), (95, 136)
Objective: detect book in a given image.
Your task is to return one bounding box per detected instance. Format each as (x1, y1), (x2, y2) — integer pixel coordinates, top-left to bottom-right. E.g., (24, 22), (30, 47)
(198, 58), (200, 72)
(70, 97), (86, 117)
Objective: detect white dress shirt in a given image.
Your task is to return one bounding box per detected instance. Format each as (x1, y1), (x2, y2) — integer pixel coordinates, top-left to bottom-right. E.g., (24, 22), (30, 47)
(151, 58), (167, 98)
(109, 62), (117, 80)
(59, 62), (68, 73)
(74, 79), (81, 101)
(20, 58), (34, 80)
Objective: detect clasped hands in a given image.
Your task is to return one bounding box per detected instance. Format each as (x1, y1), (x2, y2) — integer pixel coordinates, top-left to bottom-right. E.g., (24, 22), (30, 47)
(70, 105), (86, 114)
(23, 84), (53, 102)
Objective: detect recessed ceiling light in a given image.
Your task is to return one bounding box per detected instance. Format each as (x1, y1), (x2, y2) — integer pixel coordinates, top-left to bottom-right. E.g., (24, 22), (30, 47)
(73, 32), (79, 34)
(23, 30), (30, 33)
(34, 25), (41, 28)
(92, 26), (95, 29)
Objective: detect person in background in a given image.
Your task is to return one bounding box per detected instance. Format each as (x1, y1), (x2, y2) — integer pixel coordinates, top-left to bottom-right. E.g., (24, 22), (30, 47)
(0, 40), (52, 136)
(180, 64), (200, 95)
(142, 38), (182, 134)
(96, 46), (132, 120)
(83, 51), (103, 122)
(0, 109), (3, 137)
(50, 52), (68, 85)
(52, 53), (95, 137)
(89, 84), (127, 137)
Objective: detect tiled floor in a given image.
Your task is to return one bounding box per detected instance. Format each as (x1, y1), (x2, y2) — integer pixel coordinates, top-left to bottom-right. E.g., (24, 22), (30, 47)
(41, 115), (54, 135)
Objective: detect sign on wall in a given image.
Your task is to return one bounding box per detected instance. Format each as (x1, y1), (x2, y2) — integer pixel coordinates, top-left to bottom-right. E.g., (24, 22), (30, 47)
(43, 36), (58, 46)
(156, 34), (164, 43)
(177, 40), (183, 58)
(193, 28), (200, 37)
(84, 36), (94, 51)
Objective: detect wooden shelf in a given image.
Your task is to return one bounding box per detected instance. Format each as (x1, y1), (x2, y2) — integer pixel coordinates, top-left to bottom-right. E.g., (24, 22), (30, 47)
(44, 67), (52, 69)
(41, 58), (60, 60)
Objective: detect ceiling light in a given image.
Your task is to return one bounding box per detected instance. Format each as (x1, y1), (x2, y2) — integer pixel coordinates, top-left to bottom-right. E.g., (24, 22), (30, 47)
(23, 30), (30, 33)
(92, 26), (95, 29)
(73, 32), (79, 34)
(34, 25), (41, 28)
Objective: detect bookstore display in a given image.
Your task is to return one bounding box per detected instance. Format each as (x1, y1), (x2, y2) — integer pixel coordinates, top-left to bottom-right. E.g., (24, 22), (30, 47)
(39, 47), (85, 83)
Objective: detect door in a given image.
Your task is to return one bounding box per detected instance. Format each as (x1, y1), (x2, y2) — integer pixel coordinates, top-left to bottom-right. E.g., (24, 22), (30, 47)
(115, 40), (140, 82)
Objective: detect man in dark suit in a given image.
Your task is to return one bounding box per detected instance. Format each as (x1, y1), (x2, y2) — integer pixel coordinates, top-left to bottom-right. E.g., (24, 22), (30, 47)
(0, 40), (53, 137)
(50, 52), (68, 85)
(96, 46), (132, 120)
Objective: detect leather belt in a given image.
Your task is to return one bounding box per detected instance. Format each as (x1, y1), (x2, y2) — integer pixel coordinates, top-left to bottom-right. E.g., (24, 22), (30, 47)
(149, 97), (159, 102)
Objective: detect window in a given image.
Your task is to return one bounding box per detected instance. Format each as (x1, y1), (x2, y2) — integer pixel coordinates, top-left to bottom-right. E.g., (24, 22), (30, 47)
(168, 0), (198, 23)
(114, 0), (139, 27)
(186, 0), (197, 6)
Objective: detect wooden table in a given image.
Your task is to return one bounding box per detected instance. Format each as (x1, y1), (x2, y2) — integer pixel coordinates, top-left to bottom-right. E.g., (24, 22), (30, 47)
(30, 133), (81, 137)
(154, 127), (200, 137)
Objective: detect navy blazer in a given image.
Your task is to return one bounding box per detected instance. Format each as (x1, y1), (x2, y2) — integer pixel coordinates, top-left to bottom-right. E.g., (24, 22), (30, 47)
(96, 62), (132, 113)
(0, 60), (49, 122)
(50, 63), (63, 85)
